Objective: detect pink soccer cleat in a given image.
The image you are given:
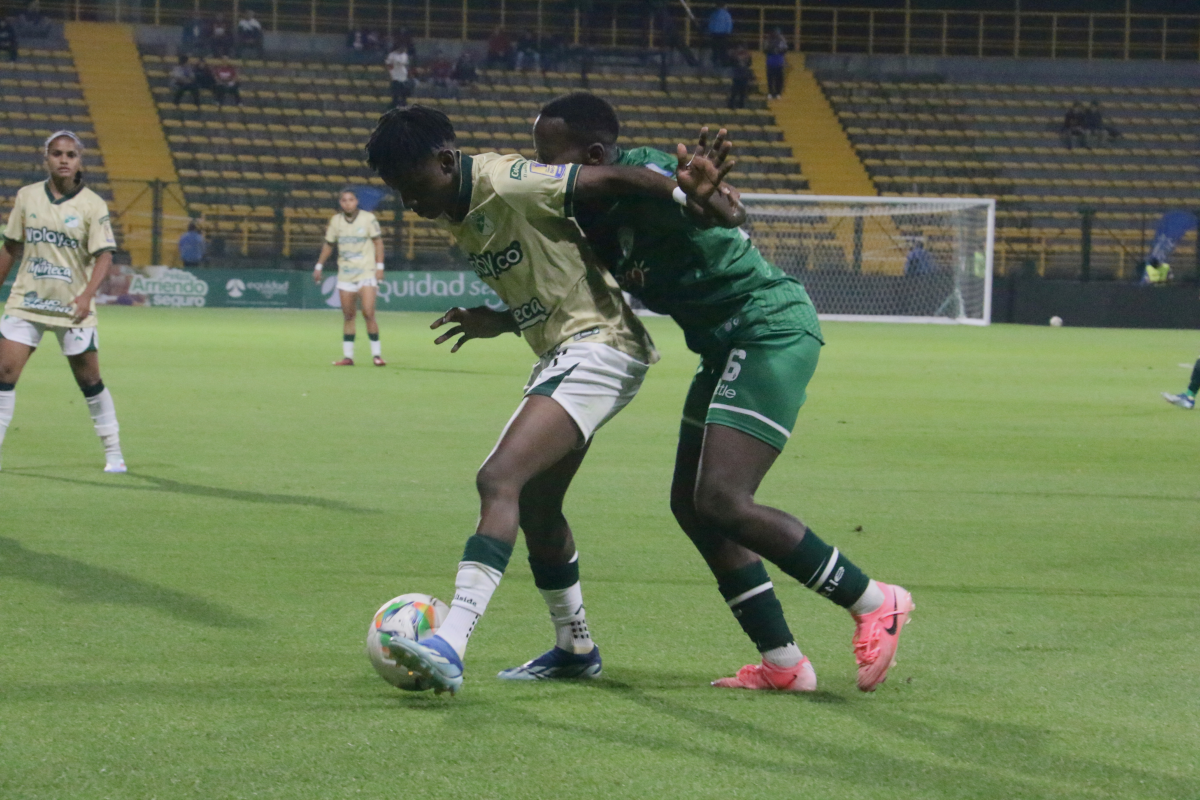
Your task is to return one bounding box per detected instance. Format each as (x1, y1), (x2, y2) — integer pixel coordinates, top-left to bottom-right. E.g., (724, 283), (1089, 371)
(332, 357), (354, 366)
(372, 356), (386, 367)
(712, 657), (817, 693)
(852, 582), (915, 692)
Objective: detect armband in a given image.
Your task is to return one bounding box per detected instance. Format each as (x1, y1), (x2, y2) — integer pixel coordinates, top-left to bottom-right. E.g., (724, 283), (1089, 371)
(672, 186), (689, 207)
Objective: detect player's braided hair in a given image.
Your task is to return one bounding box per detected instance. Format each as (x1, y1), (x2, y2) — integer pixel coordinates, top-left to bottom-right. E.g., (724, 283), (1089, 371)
(366, 105), (456, 182)
(539, 92), (620, 145)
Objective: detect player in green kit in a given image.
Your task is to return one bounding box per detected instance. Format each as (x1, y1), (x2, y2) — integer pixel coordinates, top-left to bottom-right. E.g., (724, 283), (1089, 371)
(527, 92), (913, 693)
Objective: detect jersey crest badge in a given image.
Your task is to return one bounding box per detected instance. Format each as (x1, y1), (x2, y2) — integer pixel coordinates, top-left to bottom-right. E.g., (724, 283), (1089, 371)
(64, 214), (81, 229)
(469, 211), (495, 236)
(618, 226), (635, 260)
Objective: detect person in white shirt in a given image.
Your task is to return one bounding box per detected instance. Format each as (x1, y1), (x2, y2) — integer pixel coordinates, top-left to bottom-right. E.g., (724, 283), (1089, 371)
(235, 10), (263, 59)
(385, 46), (410, 108)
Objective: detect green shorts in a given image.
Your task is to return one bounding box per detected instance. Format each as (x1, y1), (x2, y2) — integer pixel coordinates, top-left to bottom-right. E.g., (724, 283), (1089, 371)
(681, 331), (821, 452)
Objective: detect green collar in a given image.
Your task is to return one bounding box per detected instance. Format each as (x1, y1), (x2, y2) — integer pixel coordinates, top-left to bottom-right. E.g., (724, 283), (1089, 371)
(450, 152), (473, 223)
(44, 180), (84, 205)
(341, 210), (360, 224)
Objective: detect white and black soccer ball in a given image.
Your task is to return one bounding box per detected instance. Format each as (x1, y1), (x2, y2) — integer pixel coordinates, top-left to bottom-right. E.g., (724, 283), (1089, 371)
(365, 593), (449, 691)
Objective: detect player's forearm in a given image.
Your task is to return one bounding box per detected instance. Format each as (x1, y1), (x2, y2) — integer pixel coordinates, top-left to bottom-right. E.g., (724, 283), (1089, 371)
(573, 165), (676, 206)
(0, 240), (19, 284)
(316, 244), (334, 266)
(82, 251), (112, 295)
(374, 238), (385, 264)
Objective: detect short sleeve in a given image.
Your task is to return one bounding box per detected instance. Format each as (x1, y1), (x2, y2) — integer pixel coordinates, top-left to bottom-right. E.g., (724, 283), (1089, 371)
(88, 200), (117, 255)
(368, 216), (382, 238)
(324, 216), (337, 244)
(488, 158), (581, 220)
(3, 191), (24, 243)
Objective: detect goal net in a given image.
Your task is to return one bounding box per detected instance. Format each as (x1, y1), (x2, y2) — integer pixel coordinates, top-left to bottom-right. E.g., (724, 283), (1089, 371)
(739, 194), (996, 325)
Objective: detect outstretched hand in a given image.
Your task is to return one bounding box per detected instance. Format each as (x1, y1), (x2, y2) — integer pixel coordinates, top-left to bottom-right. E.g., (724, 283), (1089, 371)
(676, 126), (736, 202)
(430, 305), (518, 353)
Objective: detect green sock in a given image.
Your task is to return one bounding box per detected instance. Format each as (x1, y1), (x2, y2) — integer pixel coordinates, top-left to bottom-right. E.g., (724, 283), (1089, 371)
(1187, 359), (1200, 396)
(716, 560), (795, 653)
(775, 528), (871, 609)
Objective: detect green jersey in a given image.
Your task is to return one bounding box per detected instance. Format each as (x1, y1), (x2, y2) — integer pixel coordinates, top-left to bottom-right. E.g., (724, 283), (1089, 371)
(577, 146), (822, 358)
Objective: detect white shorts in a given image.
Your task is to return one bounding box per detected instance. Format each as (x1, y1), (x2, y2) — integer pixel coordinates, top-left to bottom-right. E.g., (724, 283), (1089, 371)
(0, 314), (98, 356)
(337, 277), (378, 293)
(519, 341), (650, 442)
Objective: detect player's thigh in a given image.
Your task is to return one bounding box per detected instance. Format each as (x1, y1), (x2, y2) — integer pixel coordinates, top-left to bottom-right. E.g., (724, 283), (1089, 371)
(672, 358), (721, 506)
(704, 332), (820, 454)
(65, 331), (101, 387)
(0, 316), (43, 383)
(358, 285), (377, 317)
(480, 394), (586, 493)
(338, 289), (358, 317)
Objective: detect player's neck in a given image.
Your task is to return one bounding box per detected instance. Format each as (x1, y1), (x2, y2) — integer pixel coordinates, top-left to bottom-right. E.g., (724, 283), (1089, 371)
(342, 210), (359, 222)
(47, 176), (78, 199)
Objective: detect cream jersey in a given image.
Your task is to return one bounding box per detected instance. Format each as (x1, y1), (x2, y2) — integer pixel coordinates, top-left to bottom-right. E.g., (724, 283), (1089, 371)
(440, 152), (657, 363)
(2, 181), (116, 328)
(324, 210), (382, 283)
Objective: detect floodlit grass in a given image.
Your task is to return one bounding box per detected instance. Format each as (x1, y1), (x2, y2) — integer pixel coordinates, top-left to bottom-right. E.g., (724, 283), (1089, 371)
(0, 307), (1196, 799)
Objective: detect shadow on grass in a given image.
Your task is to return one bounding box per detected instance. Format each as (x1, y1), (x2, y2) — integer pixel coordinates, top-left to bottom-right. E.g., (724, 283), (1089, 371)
(0, 537), (259, 628)
(6, 470), (379, 514)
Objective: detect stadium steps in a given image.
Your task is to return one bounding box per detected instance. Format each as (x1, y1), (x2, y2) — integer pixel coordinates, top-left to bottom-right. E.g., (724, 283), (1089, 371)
(66, 22), (186, 265)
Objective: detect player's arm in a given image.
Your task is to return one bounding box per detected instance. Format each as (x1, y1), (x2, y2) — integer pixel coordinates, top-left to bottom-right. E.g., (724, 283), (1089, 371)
(373, 236), (384, 282)
(72, 249), (112, 324)
(430, 306), (519, 353)
(0, 239), (21, 285)
(314, 242), (334, 284)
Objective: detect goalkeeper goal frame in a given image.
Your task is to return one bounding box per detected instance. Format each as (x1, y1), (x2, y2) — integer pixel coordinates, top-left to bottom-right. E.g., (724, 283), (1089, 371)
(739, 193), (997, 326)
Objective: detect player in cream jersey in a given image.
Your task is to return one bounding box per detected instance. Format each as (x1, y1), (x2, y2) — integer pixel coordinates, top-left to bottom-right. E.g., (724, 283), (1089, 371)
(365, 105), (741, 694)
(0, 131), (125, 472)
(313, 188), (386, 366)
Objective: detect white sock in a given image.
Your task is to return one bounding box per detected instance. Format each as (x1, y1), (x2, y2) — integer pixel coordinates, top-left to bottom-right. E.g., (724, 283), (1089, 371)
(343, 339), (354, 359)
(849, 580), (886, 616)
(85, 387), (123, 465)
(369, 337), (382, 357)
(0, 389), (14, 468)
(437, 560), (504, 659)
(762, 642), (803, 668)
(539, 581), (594, 654)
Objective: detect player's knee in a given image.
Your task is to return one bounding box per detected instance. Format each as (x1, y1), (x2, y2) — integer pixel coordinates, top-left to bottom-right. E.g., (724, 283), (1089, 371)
(693, 480), (748, 529)
(476, 460), (523, 502)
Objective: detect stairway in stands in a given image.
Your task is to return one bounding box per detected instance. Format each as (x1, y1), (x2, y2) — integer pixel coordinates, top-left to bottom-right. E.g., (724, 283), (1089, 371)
(66, 22), (186, 266)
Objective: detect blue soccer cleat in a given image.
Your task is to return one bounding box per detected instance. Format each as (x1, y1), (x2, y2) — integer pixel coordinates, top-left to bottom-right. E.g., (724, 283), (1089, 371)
(497, 646), (603, 681)
(385, 634), (464, 695)
(1163, 392), (1195, 409)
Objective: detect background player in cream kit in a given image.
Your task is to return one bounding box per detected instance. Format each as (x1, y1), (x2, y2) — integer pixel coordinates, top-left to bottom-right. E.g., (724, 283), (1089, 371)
(314, 188), (386, 366)
(0, 131), (126, 472)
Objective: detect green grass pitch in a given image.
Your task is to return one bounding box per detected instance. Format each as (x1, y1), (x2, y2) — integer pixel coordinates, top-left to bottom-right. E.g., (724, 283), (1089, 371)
(0, 307), (1196, 799)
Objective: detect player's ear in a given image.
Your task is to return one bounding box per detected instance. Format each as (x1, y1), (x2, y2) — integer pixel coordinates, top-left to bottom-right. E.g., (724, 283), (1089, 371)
(585, 143), (606, 166)
(436, 148), (457, 173)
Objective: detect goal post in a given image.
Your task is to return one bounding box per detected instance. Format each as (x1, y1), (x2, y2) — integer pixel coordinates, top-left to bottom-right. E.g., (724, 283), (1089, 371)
(739, 194), (996, 325)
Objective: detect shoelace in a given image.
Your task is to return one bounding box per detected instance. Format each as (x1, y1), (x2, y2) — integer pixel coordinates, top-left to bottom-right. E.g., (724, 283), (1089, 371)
(854, 608), (904, 663)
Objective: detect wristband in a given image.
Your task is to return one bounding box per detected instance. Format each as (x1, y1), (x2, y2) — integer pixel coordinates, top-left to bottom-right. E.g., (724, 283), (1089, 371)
(314, 263), (323, 271)
(672, 186), (688, 207)
(376, 262), (385, 270)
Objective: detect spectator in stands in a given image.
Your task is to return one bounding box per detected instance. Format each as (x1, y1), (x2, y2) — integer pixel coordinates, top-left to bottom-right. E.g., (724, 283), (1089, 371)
(210, 16), (232, 57)
(385, 44), (411, 108)
(349, 29), (365, 51)
(169, 55), (200, 106)
(707, 2), (733, 67)
(452, 51), (477, 86)
(236, 10), (264, 59)
(181, 14), (207, 56)
(1141, 257), (1171, 285)
(765, 27), (787, 99)
(1083, 101), (1120, 145)
(487, 27), (514, 70)
(0, 18), (17, 62)
(428, 48), (455, 92)
(18, 3), (50, 38)
(1061, 102), (1086, 150)
(728, 45), (752, 110)
(213, 57), (241, 106)
(178, 221), (206, 268)
(193, 57), (216, 99)
(515, 31), (540, 72)
(540, 33), (567, 75)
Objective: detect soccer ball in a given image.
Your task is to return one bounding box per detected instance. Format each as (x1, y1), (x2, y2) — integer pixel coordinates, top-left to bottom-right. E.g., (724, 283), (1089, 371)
(366, 593), (450, 691)
(1049, 315), (1064, 327)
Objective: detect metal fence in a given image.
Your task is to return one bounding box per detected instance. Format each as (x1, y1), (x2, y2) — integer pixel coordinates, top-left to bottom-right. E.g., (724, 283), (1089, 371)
(5, 1), (1200, 61)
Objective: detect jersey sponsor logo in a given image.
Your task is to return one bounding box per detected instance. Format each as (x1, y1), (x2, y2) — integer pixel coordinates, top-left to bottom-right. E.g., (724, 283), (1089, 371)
(509, 161), (524, 180)
(529, 163), (567, 179)
(572, 327), (600, 341)
(25, 256), (73, 283)
(19, 291), (72, 313)
(26, 227), (80, 249)
(511, 296), (549, 330)
(468, 239), (523, 280)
